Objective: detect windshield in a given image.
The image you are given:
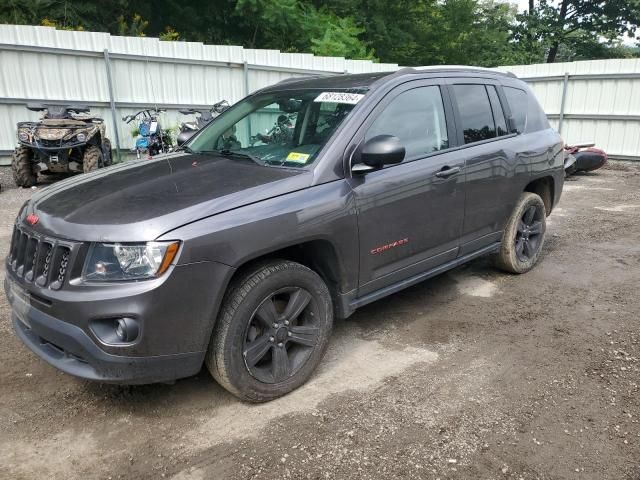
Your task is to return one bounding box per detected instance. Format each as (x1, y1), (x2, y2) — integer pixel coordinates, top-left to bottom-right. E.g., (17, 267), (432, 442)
(187, 88), (366, 167)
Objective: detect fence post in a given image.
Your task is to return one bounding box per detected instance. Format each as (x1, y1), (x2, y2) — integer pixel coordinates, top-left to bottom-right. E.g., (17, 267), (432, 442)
(243, 61), (250, 96)
(243, 61), (252, 141)
(103, 49), (121, 162)
(558, 72), (570, 135)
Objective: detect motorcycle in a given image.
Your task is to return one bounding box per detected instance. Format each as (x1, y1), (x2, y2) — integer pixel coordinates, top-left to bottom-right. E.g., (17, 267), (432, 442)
(564, 143), (608, 177)
(177, 100), (230, 146)
(123, 109), (173, 159)
(250, 113), (296, 147)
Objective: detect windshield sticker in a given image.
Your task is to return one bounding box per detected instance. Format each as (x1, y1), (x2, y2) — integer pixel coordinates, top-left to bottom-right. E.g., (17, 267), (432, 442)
(286, 152), (310, 163)
(314, 92), (364, 105)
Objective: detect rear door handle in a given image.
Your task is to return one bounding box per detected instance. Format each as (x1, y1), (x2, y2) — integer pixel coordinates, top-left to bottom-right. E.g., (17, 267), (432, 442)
(435, 166), (461, 178)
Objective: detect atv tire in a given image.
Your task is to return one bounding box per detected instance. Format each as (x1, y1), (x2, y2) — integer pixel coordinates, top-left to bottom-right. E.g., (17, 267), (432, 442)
(12, 146), (37, 187)
(83, 145), (102, 173)
(103, 138), (113, 167)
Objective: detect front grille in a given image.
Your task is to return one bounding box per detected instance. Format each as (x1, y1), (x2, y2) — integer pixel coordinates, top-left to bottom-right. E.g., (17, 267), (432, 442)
(37, 139), (62, 148)
(8, 224), (76, 290)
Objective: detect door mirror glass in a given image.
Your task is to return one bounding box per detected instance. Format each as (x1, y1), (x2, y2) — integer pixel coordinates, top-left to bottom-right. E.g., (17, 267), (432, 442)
(357, 135), (405, 171)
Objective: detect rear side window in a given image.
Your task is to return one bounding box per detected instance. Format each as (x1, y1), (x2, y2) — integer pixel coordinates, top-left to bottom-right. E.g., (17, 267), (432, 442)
(504, 87), (528, 133)
(452, 84), (499, 144)
(366, 86), (449, 160)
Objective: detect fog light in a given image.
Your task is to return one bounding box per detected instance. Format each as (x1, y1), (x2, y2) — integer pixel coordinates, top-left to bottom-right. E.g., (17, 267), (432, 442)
(114, 317), (139, 343)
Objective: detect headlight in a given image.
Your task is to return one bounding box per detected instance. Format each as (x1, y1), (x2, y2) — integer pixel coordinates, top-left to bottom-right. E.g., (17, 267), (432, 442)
(82, 241), (180, 281)
(76, 132), (87, 142)
(18, 131), (29, 142)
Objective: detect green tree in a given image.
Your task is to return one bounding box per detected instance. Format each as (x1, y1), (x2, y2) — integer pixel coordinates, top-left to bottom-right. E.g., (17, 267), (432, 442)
(517, 0), (640, 63)
(159, 26), (180, 41)
(117, 13), (149, 37)
(310, 17), (375, 58)
(235, 0), (374, 59)
(3, 0), (638, 66)
(317, 0), (527, 66)
(433, 0), (524, 67)
(0, 0), (131, 32)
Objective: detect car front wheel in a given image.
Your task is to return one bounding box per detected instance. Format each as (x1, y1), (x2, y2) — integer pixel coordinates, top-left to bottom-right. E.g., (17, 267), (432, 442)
(206, 260), (333, 402)
(495, 192), (547, 274)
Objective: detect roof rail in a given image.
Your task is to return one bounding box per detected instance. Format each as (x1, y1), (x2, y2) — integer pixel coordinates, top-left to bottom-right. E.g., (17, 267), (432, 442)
(275, 74), (333, 86)
(401, 65), (517, 78)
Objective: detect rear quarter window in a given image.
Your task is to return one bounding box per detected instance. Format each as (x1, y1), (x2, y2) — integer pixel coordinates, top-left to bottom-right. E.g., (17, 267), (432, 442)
(504, 86), (528, 133)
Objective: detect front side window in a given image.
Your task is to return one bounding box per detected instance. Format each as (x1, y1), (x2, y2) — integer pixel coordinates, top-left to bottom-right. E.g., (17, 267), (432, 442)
(365, 86), (449, 161)
(188, 89), (364, 167)
(453, 84), (499, 144)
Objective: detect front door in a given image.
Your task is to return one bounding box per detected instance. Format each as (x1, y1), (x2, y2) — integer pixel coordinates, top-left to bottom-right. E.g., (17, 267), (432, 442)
(347, 81), (466, 297)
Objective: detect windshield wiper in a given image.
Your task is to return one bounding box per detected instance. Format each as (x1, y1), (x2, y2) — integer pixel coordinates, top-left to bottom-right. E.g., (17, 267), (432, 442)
(215, 149), (264, 166)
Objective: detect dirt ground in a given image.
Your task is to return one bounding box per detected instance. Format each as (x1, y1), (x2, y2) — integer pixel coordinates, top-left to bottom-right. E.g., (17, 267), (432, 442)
(0, 163), (639, 480)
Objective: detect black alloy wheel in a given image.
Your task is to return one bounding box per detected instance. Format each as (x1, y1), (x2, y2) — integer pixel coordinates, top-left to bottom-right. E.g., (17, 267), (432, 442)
(515, 204), (545, 262)
(243, 287), (320, 383)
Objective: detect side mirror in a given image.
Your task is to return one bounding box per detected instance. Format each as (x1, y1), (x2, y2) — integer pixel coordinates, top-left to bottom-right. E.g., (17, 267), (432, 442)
(353, 135), (405, 173)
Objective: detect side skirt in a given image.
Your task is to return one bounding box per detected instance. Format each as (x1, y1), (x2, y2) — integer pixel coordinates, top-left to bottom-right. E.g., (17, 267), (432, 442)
(336, 242), (501, 318)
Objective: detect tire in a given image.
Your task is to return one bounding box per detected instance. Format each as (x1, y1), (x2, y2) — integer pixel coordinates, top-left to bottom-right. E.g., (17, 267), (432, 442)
(82, 145), (102, 173)
(575, 151), (607, 172)
(206, 260), (333, 402)
(11, 146), (37, 187)
(495, 192), (547, 274)
(102, 138), (113, 166)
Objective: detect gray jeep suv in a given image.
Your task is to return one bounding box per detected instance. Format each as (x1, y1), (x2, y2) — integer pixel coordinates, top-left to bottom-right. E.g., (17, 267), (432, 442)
(5, 67), (563, 401)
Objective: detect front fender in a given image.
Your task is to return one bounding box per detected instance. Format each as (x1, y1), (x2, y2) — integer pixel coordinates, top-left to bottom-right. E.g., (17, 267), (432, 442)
(157, 180), (359, 294)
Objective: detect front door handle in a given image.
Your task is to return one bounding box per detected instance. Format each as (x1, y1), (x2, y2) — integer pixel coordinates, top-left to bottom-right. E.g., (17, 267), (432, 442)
(435, 166), (461, 179)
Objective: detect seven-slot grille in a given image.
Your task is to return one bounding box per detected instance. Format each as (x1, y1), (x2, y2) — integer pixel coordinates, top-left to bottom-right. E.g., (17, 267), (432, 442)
(8, 224), (73, 290)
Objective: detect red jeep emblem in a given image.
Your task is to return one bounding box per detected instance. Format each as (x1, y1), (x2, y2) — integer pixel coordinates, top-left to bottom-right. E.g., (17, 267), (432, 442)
(25, 214), (39, 226)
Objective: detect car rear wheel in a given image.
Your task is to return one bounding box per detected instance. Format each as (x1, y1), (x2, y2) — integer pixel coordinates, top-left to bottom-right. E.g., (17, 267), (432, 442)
(12, 146), (37, 187)
(83, 145), (102, 173)
(495, 192), (547, 274)
(206, 260), (333, 402)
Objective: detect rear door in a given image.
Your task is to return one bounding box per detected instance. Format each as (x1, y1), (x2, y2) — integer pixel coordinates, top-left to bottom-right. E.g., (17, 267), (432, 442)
(447, 79), (522, 254)
(347, 80), (466, 297)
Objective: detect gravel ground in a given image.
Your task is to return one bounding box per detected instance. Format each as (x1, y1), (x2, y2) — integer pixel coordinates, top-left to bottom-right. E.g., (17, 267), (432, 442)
(1, 163), (639, 480)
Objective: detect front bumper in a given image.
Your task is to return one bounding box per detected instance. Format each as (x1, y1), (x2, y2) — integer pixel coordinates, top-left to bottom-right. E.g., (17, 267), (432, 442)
(10, 304), (203, 384)
(5, 259), (233, 384)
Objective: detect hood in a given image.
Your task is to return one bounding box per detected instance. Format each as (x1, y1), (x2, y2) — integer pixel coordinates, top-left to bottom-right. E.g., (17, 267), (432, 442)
(23, 152), (310, 241)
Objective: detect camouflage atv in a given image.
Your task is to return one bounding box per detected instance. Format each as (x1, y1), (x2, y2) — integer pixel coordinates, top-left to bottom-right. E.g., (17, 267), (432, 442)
(12, 104), (113, 187)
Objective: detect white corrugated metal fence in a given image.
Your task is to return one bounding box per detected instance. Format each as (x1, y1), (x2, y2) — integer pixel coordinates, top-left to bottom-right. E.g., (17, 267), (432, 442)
(1, 24), (640, 161)
(0, 25), (398, 161)
(509, 60), (640, 161)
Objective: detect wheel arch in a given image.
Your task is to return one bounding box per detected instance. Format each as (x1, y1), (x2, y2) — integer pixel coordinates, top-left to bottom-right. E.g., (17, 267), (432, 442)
(225, 239), (345, 319)
(524, 175), (554, 215)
